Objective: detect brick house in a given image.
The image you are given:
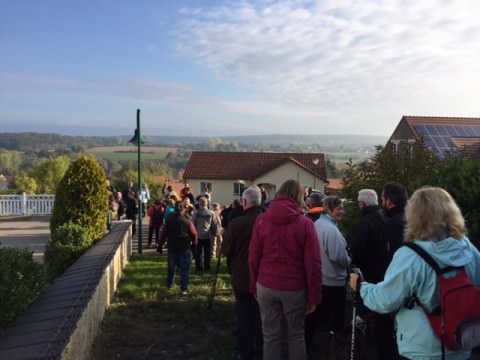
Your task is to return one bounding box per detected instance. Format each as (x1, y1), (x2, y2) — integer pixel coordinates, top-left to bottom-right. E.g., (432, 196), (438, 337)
(183, 151), (327, 206)
(387, 116), (480, 160)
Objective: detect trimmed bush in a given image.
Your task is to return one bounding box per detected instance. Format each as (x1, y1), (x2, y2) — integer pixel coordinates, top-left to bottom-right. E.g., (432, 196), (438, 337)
(50, 155), (108, 242)
(0, 247), (44, 331)
(44, 222), (93, 280)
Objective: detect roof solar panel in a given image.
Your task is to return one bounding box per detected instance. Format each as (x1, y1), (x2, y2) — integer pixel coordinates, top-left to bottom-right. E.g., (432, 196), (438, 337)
(436, 125), (448, 136)
(464, 126), (476, 137)
(415, 124), (428, 136)
(412, 124), (480, 159)
(429, 126), (439, 136)
(456, 126), (468, 136)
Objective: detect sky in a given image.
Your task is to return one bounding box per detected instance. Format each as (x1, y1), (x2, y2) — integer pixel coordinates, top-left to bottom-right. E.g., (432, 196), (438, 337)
(1, 0), (480, 137)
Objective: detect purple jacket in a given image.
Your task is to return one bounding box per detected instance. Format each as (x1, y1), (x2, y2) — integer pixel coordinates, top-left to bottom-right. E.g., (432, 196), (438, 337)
(248, 196), (322, 306)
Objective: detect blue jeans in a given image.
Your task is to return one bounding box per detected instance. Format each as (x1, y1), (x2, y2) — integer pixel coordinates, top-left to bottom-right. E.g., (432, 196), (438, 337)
(167, 250), (192, 291)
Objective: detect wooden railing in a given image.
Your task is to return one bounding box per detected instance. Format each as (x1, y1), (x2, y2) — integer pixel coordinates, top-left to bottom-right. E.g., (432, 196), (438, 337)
(0, 194), (55, 216)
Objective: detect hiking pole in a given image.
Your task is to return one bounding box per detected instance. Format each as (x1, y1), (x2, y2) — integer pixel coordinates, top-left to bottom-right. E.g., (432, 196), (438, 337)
(207, 240), (223, 309)
(350, 267), (363, 360)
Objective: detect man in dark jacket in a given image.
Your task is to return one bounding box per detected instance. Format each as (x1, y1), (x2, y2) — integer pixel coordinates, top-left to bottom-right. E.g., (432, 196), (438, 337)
(370, 182), (407, 360)
(159, 202), (197, 295)
(222, 186), (263, 360)
(351, 189), (387, 284)
(382, 181), (407, 267)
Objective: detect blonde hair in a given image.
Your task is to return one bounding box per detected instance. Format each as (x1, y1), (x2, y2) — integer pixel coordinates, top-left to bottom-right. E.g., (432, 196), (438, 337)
(404, 187), (466, 242)
(275, 179), (304, 207)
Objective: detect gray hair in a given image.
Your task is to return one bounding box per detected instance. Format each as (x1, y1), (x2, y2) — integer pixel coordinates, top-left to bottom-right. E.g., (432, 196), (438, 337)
(323, 195), (343, 212)
(242, 186), (261, 206)
(358, 189), (378, 206)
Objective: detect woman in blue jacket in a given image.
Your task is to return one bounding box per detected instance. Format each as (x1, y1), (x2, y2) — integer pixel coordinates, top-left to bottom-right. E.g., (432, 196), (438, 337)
(350, 187), (480, 359)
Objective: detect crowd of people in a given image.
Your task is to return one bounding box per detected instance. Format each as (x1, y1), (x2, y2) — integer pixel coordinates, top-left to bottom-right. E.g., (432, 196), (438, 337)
(107, 178), (480, 360)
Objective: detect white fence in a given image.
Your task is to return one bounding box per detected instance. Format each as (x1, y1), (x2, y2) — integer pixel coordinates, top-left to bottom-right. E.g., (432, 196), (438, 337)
(0, 194), (55, 216)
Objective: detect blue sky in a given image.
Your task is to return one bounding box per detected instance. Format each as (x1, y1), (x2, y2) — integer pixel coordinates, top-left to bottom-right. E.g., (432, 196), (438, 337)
(1, 0), (479, 137)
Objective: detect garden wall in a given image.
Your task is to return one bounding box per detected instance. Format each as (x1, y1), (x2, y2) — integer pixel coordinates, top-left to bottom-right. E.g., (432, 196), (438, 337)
(0, 221), (132, 360)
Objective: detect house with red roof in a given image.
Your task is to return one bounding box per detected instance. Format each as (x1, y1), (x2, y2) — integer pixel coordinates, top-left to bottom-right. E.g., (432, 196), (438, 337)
(388, 116), (480, 160)
(183, 151), (327, 206)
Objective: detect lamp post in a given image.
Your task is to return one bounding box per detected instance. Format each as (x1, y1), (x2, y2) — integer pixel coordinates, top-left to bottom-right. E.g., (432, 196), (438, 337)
(129, 109), (145, 254)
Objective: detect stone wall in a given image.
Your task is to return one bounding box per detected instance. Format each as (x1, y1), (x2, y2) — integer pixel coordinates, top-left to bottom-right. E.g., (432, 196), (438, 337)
(0, 221), (132, 360)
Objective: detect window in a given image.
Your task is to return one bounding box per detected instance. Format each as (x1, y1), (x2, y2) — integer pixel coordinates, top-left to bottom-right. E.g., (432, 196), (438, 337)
(200, 182), (212, 193)
(233, 182), (246, 196)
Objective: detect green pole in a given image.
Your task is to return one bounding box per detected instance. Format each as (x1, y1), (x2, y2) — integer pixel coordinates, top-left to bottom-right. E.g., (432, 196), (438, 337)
(137, 109), (143, 254)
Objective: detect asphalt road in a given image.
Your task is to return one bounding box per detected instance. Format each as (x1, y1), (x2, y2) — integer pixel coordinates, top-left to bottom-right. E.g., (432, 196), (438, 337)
(0, 215), (51, 262)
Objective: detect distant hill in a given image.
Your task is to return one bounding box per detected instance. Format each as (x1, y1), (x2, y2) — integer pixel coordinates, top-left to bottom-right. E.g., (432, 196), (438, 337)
(0, 132), (387, 151)
(139, 134), (387, 148)
(221, 134), (387, 147)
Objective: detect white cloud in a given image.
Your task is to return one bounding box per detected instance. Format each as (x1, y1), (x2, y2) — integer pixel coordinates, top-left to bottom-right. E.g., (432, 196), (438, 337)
(0, 73), (194, 104)
(172, 0), (480, 132)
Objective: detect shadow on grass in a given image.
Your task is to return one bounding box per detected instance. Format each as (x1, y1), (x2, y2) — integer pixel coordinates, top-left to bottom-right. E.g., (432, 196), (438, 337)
(91, 253), (359, 360)
(91, 253), (236, 360)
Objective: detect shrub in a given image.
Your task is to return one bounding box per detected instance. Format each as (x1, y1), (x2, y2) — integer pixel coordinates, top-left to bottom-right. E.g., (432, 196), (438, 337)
(0, 247), (45, 331)
(44, 222), (93, 280)
(50, 155), (108, 242)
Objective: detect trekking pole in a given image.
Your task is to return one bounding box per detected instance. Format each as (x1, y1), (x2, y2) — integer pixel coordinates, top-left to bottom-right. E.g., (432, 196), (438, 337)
(207, 241), (223, 309)
(350, 267), (363, 360)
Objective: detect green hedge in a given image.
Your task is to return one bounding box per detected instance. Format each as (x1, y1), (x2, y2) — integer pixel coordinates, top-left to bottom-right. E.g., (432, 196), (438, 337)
(0, 247), (44, 331)
(50, 155), (108, 242)
(45, 222), (93, 281)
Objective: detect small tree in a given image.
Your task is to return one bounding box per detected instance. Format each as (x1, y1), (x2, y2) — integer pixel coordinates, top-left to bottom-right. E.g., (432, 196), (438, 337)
(30, 156), (70, 193)
(50, 155), (108, 242)
(13, 172), (38, 194)
(340, 141), (438, 241)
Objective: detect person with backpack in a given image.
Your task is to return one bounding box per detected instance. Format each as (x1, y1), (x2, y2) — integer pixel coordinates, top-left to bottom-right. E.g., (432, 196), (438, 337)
(147, 199), (164, 248)
(159, 202), (197, 294)
(350, 187), (480, 360)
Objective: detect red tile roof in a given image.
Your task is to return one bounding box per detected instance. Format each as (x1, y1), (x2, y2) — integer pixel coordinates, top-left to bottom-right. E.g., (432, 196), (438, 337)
(326, 178), (344, 190)
(451, 137), (480, 160)
(183, 151), (327, 181)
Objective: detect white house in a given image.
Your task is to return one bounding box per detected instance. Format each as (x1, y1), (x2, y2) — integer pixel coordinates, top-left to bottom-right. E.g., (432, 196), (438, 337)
(182, 151), (328, 206)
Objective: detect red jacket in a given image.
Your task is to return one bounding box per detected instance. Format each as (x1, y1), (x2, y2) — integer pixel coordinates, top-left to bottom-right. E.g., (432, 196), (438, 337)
(147, 204), (164, 227)
(248, 196), (322, 306)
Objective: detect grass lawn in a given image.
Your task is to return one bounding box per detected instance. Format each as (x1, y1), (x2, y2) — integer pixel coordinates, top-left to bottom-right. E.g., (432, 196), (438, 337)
(90, 253), (335, 360)
(90, 253), (237, 359)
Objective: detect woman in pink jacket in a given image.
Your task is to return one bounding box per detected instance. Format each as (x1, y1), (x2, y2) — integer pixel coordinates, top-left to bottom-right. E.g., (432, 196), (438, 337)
(249, 179), (322, 360)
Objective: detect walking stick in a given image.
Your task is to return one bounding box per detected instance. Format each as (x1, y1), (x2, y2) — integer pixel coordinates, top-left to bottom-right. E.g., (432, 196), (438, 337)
(207, 248), (222, 309)
(350, 267), (363, 360)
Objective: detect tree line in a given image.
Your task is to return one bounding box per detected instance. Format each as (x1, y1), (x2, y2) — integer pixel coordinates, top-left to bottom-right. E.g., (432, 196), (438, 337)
(340, 141), (480, 249)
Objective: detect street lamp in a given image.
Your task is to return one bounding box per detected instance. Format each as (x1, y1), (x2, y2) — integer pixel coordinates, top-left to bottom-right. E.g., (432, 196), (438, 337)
(312, 158), (319, 190)
(129, 109), (145, 254)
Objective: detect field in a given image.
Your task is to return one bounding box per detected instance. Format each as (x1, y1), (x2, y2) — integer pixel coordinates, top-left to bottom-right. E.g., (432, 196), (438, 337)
(87, 146), (177, 161)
